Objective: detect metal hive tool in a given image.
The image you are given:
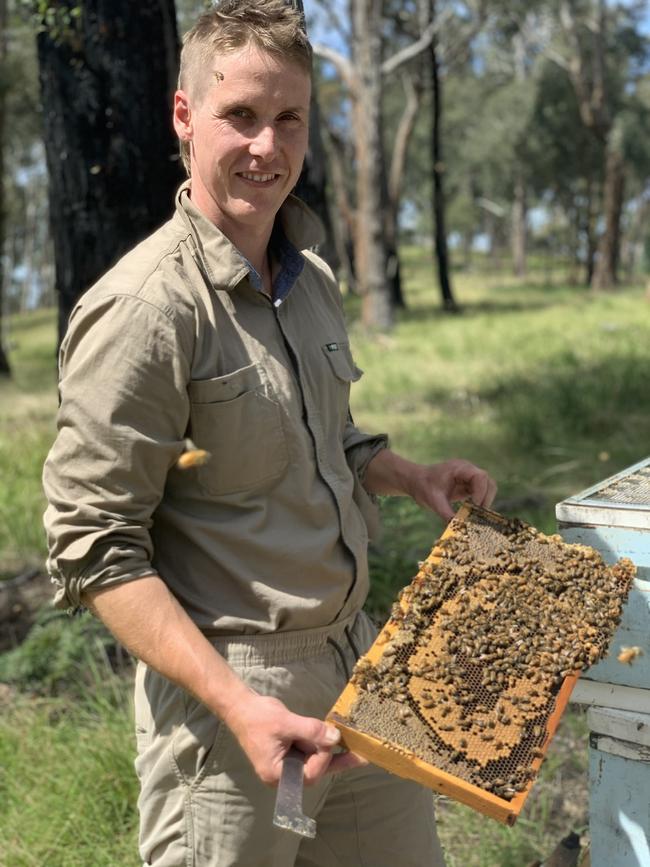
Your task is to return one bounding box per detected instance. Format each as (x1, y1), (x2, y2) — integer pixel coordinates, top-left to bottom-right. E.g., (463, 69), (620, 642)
(327, 502), (636, 825)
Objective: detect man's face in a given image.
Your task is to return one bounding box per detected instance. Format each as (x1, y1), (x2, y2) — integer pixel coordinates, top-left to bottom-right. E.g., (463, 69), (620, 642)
(175, 44), (311, 238)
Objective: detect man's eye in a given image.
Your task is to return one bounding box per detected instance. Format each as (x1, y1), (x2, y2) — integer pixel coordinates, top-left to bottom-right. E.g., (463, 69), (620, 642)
(230, 109), (251, 120)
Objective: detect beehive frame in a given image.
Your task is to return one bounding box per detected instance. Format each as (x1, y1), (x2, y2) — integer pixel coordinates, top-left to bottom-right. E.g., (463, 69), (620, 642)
(328, 502), (634, 825)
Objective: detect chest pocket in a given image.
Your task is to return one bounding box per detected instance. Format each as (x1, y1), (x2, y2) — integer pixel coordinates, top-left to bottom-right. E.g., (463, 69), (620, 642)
(187, 363), (288, 497)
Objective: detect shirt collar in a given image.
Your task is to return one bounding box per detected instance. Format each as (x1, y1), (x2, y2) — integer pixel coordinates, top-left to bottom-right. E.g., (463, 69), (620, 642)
(173, 180), (324, 298)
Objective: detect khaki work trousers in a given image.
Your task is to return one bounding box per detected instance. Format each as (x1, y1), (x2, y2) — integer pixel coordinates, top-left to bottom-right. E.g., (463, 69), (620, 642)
(134, 611), (447, 867)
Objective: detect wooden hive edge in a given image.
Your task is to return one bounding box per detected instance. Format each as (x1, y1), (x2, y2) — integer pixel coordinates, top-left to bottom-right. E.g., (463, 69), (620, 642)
(327, 712), (519, 825)
(328, 671), (580, 826)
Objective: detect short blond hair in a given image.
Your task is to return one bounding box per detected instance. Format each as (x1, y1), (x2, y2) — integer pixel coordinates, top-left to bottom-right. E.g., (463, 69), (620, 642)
(178, 0), (312, 175)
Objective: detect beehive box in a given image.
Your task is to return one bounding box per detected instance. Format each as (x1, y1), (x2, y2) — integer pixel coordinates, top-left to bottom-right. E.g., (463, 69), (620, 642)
(556, 459), (650, 867)
(557, 456), (650, 698)
(328, 502), (635, 825)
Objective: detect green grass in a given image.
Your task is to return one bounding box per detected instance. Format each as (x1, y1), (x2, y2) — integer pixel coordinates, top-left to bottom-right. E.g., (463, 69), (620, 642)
(0, 665), (140, 867)
(2, 258), (649, 864)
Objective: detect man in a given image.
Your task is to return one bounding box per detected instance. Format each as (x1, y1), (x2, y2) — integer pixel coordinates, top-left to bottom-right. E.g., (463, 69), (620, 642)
(43, 2), (496, 865)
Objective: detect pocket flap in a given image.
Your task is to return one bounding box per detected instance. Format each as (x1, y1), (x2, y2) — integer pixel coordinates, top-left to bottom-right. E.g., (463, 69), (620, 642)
(321, 342), (363, 383)
(188, 363), (263, 404)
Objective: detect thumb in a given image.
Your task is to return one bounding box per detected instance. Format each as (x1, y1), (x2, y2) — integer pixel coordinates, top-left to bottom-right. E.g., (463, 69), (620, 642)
(292, 717), (340, 754)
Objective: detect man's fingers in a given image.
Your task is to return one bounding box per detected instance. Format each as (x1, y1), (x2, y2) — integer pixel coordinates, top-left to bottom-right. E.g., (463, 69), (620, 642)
(303, 747), (368, 784)
(483, 476), (498, 508)
(470, 469), (497, 509)
(327, 750), (368, 775)
(303, 748), (335, 785)
(454, 461), (497, 509)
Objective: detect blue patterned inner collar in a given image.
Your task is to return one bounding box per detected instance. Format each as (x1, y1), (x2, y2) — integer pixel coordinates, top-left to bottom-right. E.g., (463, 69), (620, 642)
(245, 223), (305, 308)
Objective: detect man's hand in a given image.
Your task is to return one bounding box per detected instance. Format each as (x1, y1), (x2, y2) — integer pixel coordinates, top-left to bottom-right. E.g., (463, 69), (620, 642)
(364, 450), (497, 522)
(223, 692), (366, 786)
(403, 458), (497, 522)
(84, 575), (365, 789)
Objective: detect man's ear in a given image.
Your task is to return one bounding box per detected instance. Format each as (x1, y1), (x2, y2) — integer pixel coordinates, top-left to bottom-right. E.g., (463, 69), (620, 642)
(173, 90), (193, 142)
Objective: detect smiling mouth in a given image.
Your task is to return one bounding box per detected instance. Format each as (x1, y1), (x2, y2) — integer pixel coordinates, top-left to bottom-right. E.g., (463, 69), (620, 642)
(237, 172), (279, 184)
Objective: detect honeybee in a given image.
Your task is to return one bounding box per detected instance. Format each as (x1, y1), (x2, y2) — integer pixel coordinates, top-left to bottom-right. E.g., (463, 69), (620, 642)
(617, 646), (643, 665)
(176, 438), (211, 469)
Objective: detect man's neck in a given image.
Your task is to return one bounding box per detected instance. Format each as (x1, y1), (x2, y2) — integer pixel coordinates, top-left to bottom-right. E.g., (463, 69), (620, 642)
(189, 185), (276, 289)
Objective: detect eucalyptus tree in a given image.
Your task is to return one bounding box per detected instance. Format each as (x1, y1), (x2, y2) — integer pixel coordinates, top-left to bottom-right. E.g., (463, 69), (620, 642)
(393, 0), (486, 310)
(548, 0), (649, 289)
(525, 58), (603, 284)
(313, 1), (437, 329)
(31, 0), (182, 348)
(288, 0), (338, 270)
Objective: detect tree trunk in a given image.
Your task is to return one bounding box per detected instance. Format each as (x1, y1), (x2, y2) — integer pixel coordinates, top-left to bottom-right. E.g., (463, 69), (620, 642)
(567, 200), (581, 285)
(559, 0), (625, 292)
(382, 160), (404, 310)
(511, 171), (527, 278)
(418, 0), (457, 311)
(322, 125), (356, 293)
(37, 0), (182, 351)
(431, 22), (456, 311)
(584, 174), (597, 286)
(295, 94), (339, 270)
(351, 0), (393, 330)
(592, 140), (625, 290)
(511, 32), (527, 279)
(290, 0), (338, 270)
(385, 73), (421, 310)
(0, 0), (11, 375)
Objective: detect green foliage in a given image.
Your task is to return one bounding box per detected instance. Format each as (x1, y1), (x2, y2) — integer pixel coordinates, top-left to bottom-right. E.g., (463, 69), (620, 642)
(0, 606), (126, 695)
(175, 0), (213, 35)
(16, 0), (82, 45)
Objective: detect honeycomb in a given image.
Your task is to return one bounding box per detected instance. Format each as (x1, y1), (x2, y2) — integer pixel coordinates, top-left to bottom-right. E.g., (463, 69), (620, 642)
(328, 502), (635, 824)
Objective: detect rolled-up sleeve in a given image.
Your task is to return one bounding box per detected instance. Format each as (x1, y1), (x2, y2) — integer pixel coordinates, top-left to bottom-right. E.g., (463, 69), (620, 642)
(43, 292), (192, 610)
(343, 415), (388, 482)
(343, 414), (388, 542)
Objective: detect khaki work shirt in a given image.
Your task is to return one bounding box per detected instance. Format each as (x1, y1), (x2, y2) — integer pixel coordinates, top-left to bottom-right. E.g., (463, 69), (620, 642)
(43, 184), (387, 634)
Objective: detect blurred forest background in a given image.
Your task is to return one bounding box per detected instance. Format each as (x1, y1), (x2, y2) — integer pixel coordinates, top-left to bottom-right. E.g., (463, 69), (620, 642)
(1, 0), (650, 347)
(1, 1), (650, 865)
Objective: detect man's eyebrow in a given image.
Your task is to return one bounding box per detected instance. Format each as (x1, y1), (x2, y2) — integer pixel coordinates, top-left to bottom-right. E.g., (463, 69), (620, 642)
(215, 100), (253, 114)
(217, 101), (309, 115)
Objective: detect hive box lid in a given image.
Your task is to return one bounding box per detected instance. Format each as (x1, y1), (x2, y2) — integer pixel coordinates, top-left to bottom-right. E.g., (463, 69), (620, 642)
(556, 456), (650, 530)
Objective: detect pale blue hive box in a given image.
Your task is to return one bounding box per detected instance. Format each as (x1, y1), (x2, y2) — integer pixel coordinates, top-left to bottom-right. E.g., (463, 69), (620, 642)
(556, 456), (650, 867)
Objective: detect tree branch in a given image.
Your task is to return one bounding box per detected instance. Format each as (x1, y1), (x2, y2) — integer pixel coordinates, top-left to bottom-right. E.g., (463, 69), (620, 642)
(312, 43), (358, 93)
(440, 5), (488, 69)
(382, 17), (445, 76)
(388, 72), (421, 208)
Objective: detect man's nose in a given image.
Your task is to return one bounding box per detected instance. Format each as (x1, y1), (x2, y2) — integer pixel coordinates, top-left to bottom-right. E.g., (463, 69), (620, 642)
(249, 124), (278, 161)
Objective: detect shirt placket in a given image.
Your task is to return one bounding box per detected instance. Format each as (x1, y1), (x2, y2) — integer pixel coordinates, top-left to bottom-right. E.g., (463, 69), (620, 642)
(273, 300), (362, 611)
